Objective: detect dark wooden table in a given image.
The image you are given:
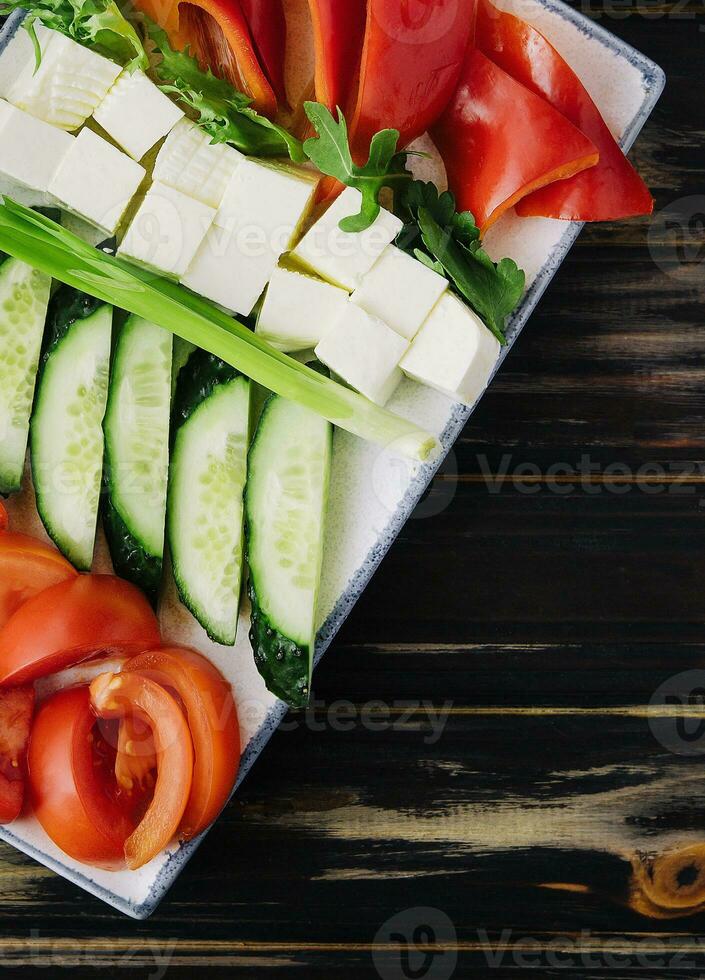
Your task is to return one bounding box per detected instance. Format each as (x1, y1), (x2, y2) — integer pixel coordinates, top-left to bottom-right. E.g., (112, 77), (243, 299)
(2, 3), (703, 977)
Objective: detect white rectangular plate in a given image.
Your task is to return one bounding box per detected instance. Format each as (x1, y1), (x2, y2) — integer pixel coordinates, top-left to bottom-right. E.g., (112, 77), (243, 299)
(0, 0), (664, 917)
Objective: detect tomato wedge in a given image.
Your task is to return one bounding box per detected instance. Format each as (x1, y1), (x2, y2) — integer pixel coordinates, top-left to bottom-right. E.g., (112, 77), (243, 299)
(0, 686), (34, 823)
(307, 0), (366, 113)
(124, 647), (240, 838)
(115, 713), (157, 796)
(28, 686), (134, 867)
(348, 0), (474, 158)
(431, 49), (599, 232)
(0, 575), (161, 687)
(90, 671), (194, 870)
(0, 532), (77, 628)
(239, 0), (287, 104)
(476, 0), (653, 221)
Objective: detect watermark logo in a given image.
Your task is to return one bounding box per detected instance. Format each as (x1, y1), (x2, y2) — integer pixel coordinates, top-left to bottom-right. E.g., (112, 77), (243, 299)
(648, 195), (705, 282)
(649, 669), (705, 755)
(373, 907), (457, 980)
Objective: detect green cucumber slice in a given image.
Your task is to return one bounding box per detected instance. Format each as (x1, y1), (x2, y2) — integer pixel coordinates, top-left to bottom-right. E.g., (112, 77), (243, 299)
(245, 394), (332, 707)
(0, 253), (51, 494)
(30, 286), (112, 569)
(168, 350), (250, 645)
(103, 314), (173, 596)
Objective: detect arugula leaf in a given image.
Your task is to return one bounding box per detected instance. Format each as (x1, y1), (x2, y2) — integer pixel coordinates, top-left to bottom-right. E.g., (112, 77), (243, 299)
(303, 103), (412, 232)
(415, 206), (524, 344)
(0, 0), (148, 70)
(146, 21), (304, 162)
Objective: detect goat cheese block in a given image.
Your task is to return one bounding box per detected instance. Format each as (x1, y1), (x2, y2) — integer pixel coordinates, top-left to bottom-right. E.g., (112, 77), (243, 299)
(351, 244), (448, 340)
(0, 101), (72, 194)
(93, 69), (184, 161)
(49, 128), (145, 234)
(314, 302), (408, 406)
(183, 160), (318, 316)
(118, 181), (216, 278)
(399, 292), (500, 405)
(292, 186), (403, 291)
(153, 118), (244, 209)
(256, 265), (348, 351)
(0, 24), (121, 131)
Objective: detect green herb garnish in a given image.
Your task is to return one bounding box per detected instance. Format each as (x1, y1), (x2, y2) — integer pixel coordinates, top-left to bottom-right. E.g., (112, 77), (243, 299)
(0, 0), (148, 70)
(0, 198), (437, 461)
(145, 20), (304, 162)
(303, 102), (412, 233)
(396, 181), (525, 344)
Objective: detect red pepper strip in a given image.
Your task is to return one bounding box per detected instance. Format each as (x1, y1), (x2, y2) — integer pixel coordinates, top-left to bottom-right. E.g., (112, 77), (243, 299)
(239, 0), (288, 105)
(431, 49), (599, 233)
(476, 0), (653, 221)
(307, 0), (367, 113)
(134, 0), (277, 117)
(348, 0), (475, 159)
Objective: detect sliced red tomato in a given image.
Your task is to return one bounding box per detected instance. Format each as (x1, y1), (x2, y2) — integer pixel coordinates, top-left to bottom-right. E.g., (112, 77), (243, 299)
(431, 49), (599, 232)
(90, 671), (194, 870)
(239, 0), (287, 104)
(28, 686), (134, 867)
(0, 532), (77, 628)
(0, 501), (8, 532)
(307, 0), (367, 113)
(0, 575), (161, 688)
(476, 0), (653, 221)
(348, 0), (474, 158)
(124, 647), (240, 839)
(115, 712), (157, 796)
(0, 686), (34, 823)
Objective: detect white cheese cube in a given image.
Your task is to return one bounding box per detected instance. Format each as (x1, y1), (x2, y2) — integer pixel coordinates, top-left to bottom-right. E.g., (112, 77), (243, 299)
(399, 292), (500, 405)
(292, 187), (403, 291)
(314, 303), (407, 405)
(93, 69), (184, 161)
(256, 265), (348, 351)
(0, 23), (34, 100)
(153, 118), (243, 209)
(118, 181), (216, 278)
(183, 160), (317, 316)
(1, 25), (121, 131)
(49, 128), (145, 234)
(0, 101), (72, 194)
(352, 244), (447, 340)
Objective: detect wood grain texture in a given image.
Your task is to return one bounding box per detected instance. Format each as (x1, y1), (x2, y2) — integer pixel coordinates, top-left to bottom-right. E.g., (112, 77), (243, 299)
(0, 3), (703, 977)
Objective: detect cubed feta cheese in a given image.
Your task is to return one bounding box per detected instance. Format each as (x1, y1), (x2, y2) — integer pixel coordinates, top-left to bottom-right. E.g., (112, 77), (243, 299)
(351, 244), (448, 340)
(256, 265), (348, 351)
(0, 101), (72, 194)
(399, 292), (500, 405)
(49, 128), (145, 234)
(314, 302), (408, 405)
(153, 118), (244, 209)
(292, 187), (403, 291)
(183, 160), (318, 316)
(0, 24), (121, 131)
(118, 181), (216, 278)
(93, 69), (184, 161)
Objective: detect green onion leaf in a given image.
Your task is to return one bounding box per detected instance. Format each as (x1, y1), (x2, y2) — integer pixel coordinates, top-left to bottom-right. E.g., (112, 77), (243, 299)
(0, 199), (437, 461)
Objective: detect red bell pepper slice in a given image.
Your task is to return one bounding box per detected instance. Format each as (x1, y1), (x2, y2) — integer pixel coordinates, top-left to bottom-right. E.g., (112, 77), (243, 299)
(431, 48), (599, 232)
(134, 0), (277, 117)
(348, 0), (475, 159)
(476, 0), (653, 221)
(239, 0), (288, 105)
(307, 0), (367, 113)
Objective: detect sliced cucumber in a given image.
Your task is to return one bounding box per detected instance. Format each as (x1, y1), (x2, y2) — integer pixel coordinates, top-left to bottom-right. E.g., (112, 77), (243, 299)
(245, 395), (332, 707)
(30, 287), (112, 570)
(103, 315), (173, 597)
(0, 253), (51, 494)
(168, 350), (250, 645)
